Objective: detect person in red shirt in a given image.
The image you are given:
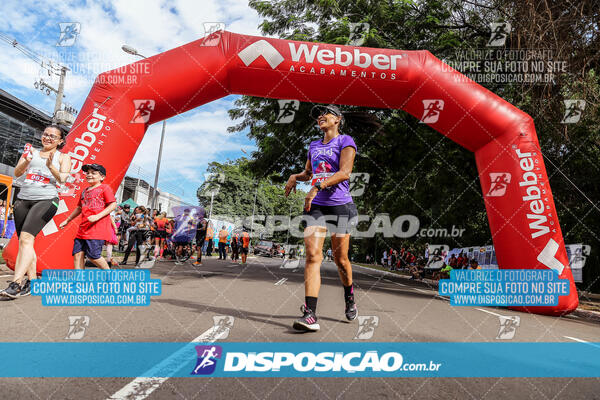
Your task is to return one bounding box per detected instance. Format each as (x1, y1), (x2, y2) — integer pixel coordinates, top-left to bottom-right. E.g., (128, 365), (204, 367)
(60, 164), (116, 269)
(449, 254), (458, 268)
(240, 229), (250, 264)
(153, 212), (168, 259)
(230, 232), (240, 262)
(456, 253), (464, 269)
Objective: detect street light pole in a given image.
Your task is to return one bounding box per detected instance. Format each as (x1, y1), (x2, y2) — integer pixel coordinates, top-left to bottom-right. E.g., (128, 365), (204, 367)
(209, 191), (214, 219)
(122, 44), (164, 213)
(150, 120), (166, 212)
(286, 202), (292, 246)
(251, 181), (258, 239)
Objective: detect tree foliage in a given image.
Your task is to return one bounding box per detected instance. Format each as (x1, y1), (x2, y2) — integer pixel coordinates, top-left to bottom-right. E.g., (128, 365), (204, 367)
(223, 0), (599, 289)
(197, 158), (306, 244)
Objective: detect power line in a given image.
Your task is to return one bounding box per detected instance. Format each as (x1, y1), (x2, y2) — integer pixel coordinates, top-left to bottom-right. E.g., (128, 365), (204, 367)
(0, 32), (66, 76)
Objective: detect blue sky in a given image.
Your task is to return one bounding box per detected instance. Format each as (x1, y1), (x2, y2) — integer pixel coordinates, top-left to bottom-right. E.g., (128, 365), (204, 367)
(0, 0), (265, 205)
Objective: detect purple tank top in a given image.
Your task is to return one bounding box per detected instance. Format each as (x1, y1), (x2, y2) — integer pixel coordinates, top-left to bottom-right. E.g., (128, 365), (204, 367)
(307, 134), (357, 206)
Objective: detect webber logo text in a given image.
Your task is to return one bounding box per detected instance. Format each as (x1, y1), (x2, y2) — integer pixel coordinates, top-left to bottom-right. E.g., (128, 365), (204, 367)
(515, 148), (551, 239)
(238, 40), (405, 81)
(68, 107), (107, 174)
(288, 43), (404, 80)
(224, 351), (441, 373)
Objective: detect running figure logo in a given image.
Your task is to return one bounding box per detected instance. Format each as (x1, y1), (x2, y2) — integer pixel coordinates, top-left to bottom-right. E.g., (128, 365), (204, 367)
(425, 244), (449, 269)
(354, 315), (379, 340)
(561, 100), (586, 124)
(205, 315), (235, 341)
(486, 173), (511, 197)
(198, 172), (225, 197)
(56, 22), (81, 47)
(487, 22), (511, 47)
(348, 23), (370, 46)
(130, 100), (155, 123)
(496, 316), (520, 340)
(420, 100), (444, 124)
(65, 316), (90, 340)
(280, 245), (300, 269)
(191, 345), (223, 375)
(200, 22), (225, 46)
(349, 173), (370, 197)
(276, 100), (299, 123)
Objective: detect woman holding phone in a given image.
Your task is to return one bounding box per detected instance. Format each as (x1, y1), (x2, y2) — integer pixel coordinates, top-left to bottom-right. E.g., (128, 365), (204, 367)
(1, 125), (71, 299)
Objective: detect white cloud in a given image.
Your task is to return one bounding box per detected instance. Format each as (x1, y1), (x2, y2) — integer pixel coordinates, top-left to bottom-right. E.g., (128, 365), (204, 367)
(127, 97), (255, 202)
(1, 0), (265, 104)
(0, 0), (264, 203)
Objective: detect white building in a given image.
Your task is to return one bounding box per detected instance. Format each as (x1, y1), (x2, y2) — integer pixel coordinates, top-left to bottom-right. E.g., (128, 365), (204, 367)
(115, 176), (182, 215)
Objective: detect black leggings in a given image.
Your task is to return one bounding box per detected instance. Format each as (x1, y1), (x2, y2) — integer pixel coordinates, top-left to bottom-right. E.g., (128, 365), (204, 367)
(13, 197), (59, 237)
(218, 242), (227, 259)
(123, 230), (145, 264)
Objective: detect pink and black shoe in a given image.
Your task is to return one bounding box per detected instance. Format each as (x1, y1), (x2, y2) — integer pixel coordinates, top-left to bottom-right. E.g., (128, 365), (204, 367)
(293, 305), (320, 332)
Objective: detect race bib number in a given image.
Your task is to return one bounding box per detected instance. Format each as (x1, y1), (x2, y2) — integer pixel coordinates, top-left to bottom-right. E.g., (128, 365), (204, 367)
(311, 173), (333, 186)
(25, 173), (50, 185)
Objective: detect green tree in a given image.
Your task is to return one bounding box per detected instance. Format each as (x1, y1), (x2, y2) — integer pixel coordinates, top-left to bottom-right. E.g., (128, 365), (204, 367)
(197, 158), (305, 244)
(229, 0), (599, 290)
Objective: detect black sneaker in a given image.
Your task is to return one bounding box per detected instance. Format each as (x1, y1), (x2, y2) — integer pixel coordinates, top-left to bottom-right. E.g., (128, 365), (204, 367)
(0, 281), (22, 299)
(292, 305), (320, 332)
(345, 296), (358, 321)
(18, 279), (31, 297)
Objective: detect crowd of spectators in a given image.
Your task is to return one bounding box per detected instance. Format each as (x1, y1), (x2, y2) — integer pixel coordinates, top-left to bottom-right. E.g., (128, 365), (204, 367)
(378, 244), (482, 281)
(380, 244), (425, 271)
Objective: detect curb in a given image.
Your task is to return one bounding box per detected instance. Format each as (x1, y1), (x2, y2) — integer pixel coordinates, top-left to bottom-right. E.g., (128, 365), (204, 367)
(571, 308), (600, 322)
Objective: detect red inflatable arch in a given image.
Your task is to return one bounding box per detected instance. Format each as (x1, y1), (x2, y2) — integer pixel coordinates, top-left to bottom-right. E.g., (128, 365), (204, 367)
(3, 31), (578, 315)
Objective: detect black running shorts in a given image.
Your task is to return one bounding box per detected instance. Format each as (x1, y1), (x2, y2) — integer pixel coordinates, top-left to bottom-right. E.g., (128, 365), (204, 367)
(302, 202), (358, 234)
(13, 197), (59, 237)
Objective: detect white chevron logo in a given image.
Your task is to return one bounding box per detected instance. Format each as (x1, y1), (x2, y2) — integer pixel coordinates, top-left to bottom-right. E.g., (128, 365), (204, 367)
(537, 238), (565, 275)
(42, 199), (69, 236)
(237, 40), (284, 69)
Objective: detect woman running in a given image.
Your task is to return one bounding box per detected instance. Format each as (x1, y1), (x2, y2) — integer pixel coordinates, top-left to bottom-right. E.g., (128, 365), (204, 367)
(194, 217), (207, 265)
(154, 212), (168, 259)
(1, 125), (71, 299)
(120, 206), (147, 266)
(284, 104), (358, 332)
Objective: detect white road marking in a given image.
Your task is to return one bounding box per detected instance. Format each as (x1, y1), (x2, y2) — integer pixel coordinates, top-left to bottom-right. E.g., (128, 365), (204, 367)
(274, 278), (288, 286)
(0, 274), (14, 278)
(414, 288), (431, 294)
(383, 278), (406, 287)
(563, 336), (600, 349)
(563, 335), (588, 343)
(108, 324), (229, 400)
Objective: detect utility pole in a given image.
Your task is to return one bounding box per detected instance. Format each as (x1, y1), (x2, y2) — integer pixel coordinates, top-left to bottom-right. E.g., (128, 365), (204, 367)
(0, 33), (71, 123)
(52, 66), (68, 122)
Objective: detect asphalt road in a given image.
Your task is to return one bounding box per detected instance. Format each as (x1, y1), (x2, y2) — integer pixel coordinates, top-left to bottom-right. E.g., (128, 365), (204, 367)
(0, 255), (599, 399)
